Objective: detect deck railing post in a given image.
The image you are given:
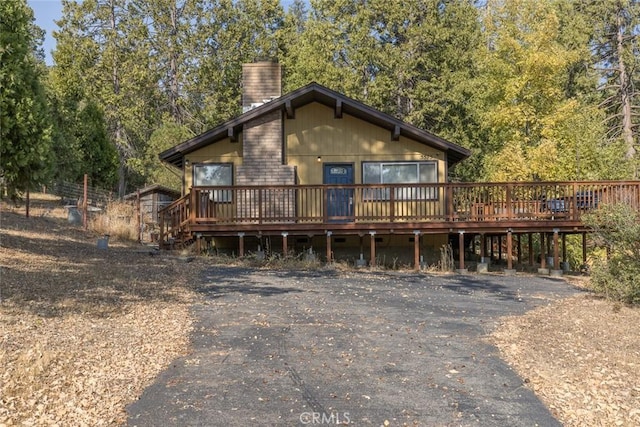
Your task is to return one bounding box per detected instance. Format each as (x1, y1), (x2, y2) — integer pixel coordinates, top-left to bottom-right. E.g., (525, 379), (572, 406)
(573, 182), (579, 221)
(323, 188), (328, 223)
(506, 184), (513, 220)
(447, 184), (454, 221)
(189, 188), (196, 223)
(389, 186), (395, 222)
(159, 210), (165, 249)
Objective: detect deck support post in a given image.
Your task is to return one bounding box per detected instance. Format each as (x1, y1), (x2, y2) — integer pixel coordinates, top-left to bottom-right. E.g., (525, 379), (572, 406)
(528, 232), (534, 266)
(238, 232), (245, 258)
(456, 231), (467, 273)
(538, 232), (548, 274)
(490, 236), (495, 261)
(477, 233), (489, 273)
(562, 233), (567, 270)
(471, 236), (476, 258)
(582, 232), (587, 266)
(517, 234), (522, 264)
(498, 235), (503, 261)
(506, 230), (513, 270)
(195, 234), (202, 254)
(551, 229), (562, 276)
(326, 231), (332, 263)
(505, 229), (515, 275)
(413, 231), (421, 271)
(369, 231), (376, 267)
(282, 232), (289, 257)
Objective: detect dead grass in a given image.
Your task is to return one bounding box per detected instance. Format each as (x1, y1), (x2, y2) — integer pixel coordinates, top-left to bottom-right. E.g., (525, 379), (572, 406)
(0, 195), (206, 426)
(491, 292), (640, 426)
(2, 194), (639, 426)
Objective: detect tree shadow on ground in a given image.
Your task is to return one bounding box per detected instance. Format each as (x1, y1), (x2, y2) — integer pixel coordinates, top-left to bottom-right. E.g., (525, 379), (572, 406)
(198, 283), (305, 299)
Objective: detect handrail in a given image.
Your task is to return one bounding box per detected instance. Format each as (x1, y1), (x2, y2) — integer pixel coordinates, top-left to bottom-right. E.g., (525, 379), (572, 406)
(158, 180), (640, 246)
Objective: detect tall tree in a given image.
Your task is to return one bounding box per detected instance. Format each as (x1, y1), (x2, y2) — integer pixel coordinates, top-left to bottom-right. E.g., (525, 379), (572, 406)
(283, 0), (483, 179)
(476, 0), (622, 181)
(53, 0), (157, 196)
(584, 0), (639, 167)
(130, 0), (202, 126)
(189, 0), (285, 129)
(0, 0), (52, 200)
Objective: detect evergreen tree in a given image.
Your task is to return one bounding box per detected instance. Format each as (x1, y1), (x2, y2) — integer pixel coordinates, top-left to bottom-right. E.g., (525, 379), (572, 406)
(581, 0), (639, 172)
(53, 0), (157, 197)
(0, 0), (52, 200)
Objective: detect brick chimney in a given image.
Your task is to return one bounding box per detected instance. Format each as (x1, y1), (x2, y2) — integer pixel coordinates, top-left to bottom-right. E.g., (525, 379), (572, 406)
(242, 62), (282, 112)
(236, 61), (295, 189)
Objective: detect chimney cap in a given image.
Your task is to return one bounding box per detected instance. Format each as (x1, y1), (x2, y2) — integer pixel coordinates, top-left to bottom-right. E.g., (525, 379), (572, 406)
(253, 56), (279, 63)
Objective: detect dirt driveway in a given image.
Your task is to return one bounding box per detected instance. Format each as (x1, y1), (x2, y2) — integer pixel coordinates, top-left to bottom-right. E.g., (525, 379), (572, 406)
(127, 267), (582, 426)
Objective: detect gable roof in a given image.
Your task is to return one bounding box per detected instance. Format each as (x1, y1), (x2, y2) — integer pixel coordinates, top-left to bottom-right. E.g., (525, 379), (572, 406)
(123, 184), (180, 200)
(159, 82), (471, 168)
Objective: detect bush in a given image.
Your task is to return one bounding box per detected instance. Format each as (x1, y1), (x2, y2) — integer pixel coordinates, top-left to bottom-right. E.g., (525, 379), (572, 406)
(89, 201), (139, 241)
(583, 203), (640, 304)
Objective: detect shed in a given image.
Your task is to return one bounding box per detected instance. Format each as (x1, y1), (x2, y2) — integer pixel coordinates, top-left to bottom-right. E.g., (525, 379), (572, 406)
(125, 184), (180, 225)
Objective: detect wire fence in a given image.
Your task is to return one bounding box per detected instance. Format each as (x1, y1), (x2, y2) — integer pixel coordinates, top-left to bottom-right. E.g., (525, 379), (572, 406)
(51, 181), (115, 208)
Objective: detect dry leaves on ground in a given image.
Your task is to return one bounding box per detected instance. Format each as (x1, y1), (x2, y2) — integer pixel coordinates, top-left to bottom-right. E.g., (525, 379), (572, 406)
(492, 292), (640, 427)
(1, 202), (207, 426)
(3, 196), (640, 426)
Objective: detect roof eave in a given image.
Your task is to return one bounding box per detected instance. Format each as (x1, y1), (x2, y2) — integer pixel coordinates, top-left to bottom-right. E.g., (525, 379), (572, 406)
(159, 82), (471, 169)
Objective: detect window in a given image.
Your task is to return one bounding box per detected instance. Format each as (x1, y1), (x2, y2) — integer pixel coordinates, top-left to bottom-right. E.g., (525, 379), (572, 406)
(362, 161), (438, 200)
(193, 163), (233, 202)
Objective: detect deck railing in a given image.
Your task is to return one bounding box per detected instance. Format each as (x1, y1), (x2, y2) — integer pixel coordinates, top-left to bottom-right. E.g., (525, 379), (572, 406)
(159, 181), (640, 243)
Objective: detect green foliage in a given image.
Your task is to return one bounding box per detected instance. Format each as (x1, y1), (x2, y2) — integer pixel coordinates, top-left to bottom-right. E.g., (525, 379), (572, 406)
(583, 203), (640, 305)
(130, 118), (189, 190)
(0, 0), (52, 199)
(21, 0), (640, 189)
(477, 0), (603, 181)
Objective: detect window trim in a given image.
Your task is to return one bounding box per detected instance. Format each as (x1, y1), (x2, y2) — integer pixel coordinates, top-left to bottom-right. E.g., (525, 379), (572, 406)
(361, 160), (439, 201)
(192, 162), (234, 203)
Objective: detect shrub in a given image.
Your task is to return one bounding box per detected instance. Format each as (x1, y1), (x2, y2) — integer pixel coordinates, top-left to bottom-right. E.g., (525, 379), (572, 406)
(582, 203), (640, 304)
(89, 201), (139, 241)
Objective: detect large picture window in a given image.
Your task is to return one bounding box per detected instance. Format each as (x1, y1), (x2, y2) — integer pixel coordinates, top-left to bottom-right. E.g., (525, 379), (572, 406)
(362, 161), (438, 200)
(193, 163), (233, 202)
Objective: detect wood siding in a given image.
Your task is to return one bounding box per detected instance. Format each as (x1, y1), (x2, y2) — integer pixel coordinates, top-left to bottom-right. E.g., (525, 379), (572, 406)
(184, 134), (243, 191)
(285, 103), (447, 185)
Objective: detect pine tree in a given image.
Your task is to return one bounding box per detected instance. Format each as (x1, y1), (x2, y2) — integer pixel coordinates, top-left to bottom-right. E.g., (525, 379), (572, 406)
(0, 0), (52, 201)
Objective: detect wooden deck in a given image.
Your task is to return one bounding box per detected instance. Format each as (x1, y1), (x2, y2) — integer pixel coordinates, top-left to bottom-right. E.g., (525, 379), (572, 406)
(159, 180), (639, 268)
(161, 181), (638, 235)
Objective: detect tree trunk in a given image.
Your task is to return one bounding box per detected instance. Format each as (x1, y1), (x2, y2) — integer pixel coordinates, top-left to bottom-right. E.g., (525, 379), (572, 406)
(616, 8), (636, 161)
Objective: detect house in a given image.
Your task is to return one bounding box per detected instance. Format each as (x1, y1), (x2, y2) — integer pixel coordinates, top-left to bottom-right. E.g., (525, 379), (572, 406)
(159, 61), (470, 263)
(158, 61), (640, 271)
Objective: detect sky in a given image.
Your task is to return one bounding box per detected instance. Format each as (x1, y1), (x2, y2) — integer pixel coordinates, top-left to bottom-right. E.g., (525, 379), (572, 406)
(28, 0), (300, 66)
(28, 0), (63, 66)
